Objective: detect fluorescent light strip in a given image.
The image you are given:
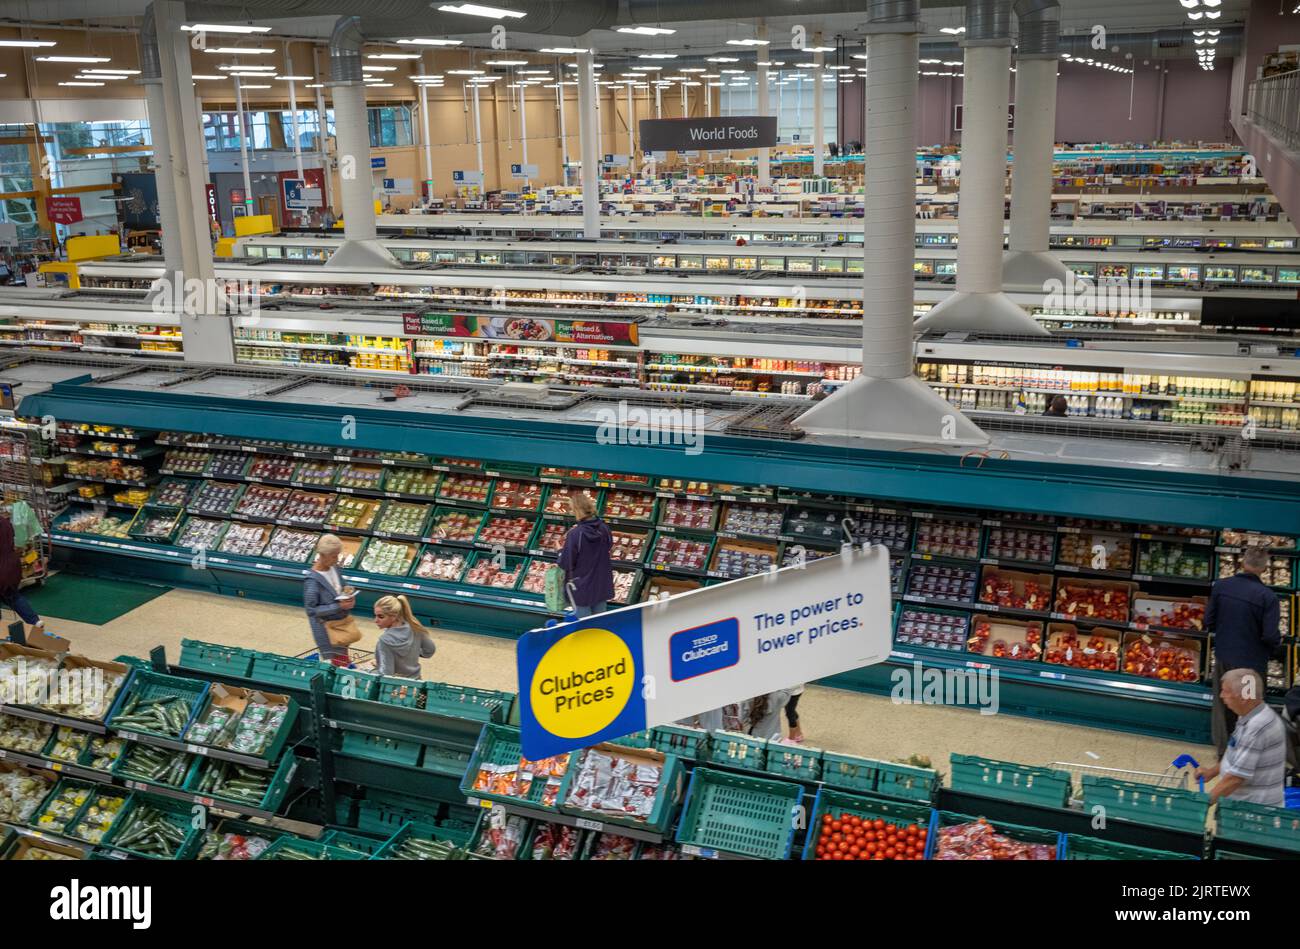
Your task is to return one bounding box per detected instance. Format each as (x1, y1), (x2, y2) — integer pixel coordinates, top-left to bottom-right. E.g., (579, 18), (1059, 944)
(82, 68), (140, 75)
(59, 81), (103, 86)
(38, 56), (110, 63)
(0, 40), (56, 47)
(275, 75), (312, 80)
(638, 53), (676, 59)
(201, 47), (275, 54)
(362, 65), (397, 72)
(616, 26), (675, 35)
(396, 38), (463, 46)
(182, 24), (270, 34)
(484, 60), (529, 65)
(726, 38), (768, 46)
(368, 53), (421, 60)
(437, 3), (526, 18)
(542, 47), (589, 54)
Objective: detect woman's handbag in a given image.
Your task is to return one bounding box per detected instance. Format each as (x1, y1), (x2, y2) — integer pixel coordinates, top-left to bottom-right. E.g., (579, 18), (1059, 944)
(324, 614), (362, 646)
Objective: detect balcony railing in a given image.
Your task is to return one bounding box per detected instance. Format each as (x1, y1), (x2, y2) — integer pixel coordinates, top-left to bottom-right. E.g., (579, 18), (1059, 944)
(1246, 69), (1300, 152)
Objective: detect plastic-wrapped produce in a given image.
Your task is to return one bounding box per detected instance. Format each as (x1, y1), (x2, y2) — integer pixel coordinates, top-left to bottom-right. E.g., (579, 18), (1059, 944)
(0, 714), (54, 753)
(413, 548), (467, 581)
(359, 539), (417, 576)
(933, 818), (1056, 861)
(0, 769), (51, 823)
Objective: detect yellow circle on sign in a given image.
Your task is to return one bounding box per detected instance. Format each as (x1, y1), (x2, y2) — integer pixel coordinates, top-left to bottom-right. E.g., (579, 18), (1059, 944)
(530, 626), (635, 740)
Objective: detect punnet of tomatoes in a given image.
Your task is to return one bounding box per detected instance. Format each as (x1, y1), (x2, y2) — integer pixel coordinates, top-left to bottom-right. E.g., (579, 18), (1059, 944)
(812, 812), (928, 861)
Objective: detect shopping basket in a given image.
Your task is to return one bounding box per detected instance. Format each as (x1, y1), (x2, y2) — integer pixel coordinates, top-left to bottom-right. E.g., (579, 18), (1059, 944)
(1048, 753), (1205, 806)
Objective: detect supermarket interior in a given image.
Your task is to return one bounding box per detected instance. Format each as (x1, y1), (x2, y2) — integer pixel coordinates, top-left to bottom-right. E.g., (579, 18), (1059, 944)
(1, 0), (1300, 895)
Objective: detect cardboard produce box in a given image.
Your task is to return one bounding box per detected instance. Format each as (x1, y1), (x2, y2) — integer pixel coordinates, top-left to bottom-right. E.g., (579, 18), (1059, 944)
(978, 566), (1053, 612)
(39, 655), (131, 722)
(1052, 577), (1138, 624)
(1044, 623), (1121, 672)
(1132, 593), (1207, 631)
(1121, 630), (1203, 683)
(968, 613), (1044, 662)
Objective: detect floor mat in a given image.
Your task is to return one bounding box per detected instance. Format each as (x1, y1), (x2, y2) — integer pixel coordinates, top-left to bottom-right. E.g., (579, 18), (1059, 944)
(22, 574), (171, 626)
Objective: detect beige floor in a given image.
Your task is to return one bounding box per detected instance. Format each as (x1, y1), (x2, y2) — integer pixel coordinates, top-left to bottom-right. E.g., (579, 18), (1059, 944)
(18, 586), (1214, 783)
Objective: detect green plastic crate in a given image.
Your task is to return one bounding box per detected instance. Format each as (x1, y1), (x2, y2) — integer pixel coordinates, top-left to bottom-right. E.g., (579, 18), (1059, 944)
(1081, 776), (1210, 834)
(100, 791), (204, 859)
(196, 818), (288, 860)
(650, 724), (710, 761)
(331, 668), (379, 701)
(112, 742), (199, 790)
(1064, 833), (1198, 860)
(419, 738), (474, 778)
(609, 729), (654, 749)
(765, 742), (823, 782)
(186, 752), (300, 813)
(460, 723), (568, 809)
(374, 821), (472, 860)
(177, 639), (254, 678)
(248, 652), (334, 692)
(1214, 798), (1300, 855)
(950, 754), (1072, 809)
(928, 811), (1063, 860)
(339, 731), (422, 767)
(1214, 849), (1267, 860)
(375, 676), (426, 709)
(876, 760), (939, 803)
(318, 828), (390, 857)
(355, 794), (442, 838)
(258, 837), (365, 860)
(424, 682), (513, 723)
(184, 692), (298, 765)
(706, 730), (768, 772)
(108, 669), (209, 740)
(127, 505), (182, 545)
(820, 751), (882, 793)
(801, 787), (935, 860)
(556, 746), (684, 835)
(675, 767), (804, 860)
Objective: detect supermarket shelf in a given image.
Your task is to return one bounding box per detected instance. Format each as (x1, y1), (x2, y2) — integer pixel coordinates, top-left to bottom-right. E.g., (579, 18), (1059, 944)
(0, 702), (109, 734)
(1130, 573), (1213, 586)
(57, 428), (153, 441)
(80, 346), (183, 358)
(64, 445), (163, 461)
(645, 362), (826, 378)
(0, 747), (108, 783)
(1247, 399), (1300, 408)
(464, 796), (666, 845)
(63, 475), (157, 489)
(108, 728), (277, 771)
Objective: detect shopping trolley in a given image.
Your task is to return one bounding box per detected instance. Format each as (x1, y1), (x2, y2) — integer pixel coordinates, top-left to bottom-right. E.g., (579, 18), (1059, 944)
(1049, 753), (1206, 806)
(295, 646), (377, 672)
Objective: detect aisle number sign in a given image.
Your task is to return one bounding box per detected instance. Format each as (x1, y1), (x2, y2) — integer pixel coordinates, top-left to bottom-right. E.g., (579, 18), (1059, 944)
(517, 546), (891, 759)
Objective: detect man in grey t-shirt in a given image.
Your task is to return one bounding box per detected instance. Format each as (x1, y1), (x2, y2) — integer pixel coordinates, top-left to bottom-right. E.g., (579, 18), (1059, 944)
(1197, 668), (1287, 807)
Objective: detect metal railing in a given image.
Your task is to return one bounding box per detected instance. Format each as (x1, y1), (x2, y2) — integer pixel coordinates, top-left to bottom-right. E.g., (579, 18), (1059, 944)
(1247, 70), (1300, 152)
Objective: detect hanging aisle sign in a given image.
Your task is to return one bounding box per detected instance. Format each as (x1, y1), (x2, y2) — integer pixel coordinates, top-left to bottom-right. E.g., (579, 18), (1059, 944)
(639, 116), (778, 152)
(516, 546), (892, 760)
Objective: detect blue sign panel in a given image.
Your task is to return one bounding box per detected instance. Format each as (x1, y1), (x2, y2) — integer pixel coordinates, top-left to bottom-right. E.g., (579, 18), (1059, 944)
(669, 618), (740, 683)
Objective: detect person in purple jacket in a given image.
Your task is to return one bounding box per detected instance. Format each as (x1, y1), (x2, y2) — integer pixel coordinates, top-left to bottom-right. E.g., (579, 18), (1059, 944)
(557, 492), (614, 618)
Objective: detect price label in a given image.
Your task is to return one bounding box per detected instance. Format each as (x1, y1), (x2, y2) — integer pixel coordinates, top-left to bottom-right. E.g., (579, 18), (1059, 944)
(254, 563), (274, 571)
(0, 749), (7, 759)
(983, 604), (1000, 612)
(984, 519), (1002, 527)
(1039, 671), (1066, 680)
(680, 844), (717, 858)
(402, 583), (420, 590)
(337, 487), (354, 494)
(455, 590), (475, 598)
(195, 796), (215, 807)
(381, 459), (395, 466)
(292, 451), (306, 458)
(186, 744), (208, 756)
(334, 455), (351, 462)
(118, 731), (139, 742)
(385, 492), (400, 499)
(1057, 564), (1079, 572)
(574, 818), (603, 832)
(49, 763), (62, 771)
(892, 651), (915, 661)
(128, 781), (148, 792)
(247, 477), (262, 483)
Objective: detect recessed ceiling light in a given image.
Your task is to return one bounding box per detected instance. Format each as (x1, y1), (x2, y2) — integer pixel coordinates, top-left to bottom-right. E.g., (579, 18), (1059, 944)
(218, 64), (275, 70)
(804, 45), (835, 52)
(519, 69), (552, 75)
(726, 38), (768, 46)
(484, 59), (529, 65)
(437, 3), (526, 18)
(364, 82), (392, 87)
(542, 47), (589, 54)
(639, 53), (676, 59)
(241, 84), (271, 89)
(362, 65), (396, 72)
(0, 40), (56, 47)
(82, 68), (140, 75)
(368, 53), (421, 60)
(396, 38), (464, 46)
(182, 24), (271, 34)
(940, 27), (966, 34)
(59, 81), (103, 86)
(37, 55), (110, 63)
(447, 69), (484, 75)
(616, 26), (675, 35)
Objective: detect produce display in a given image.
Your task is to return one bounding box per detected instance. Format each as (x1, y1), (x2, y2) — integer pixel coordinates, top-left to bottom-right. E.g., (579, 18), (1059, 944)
(784, 506), (844, 544)
(543, 486), (591, 516)
(659, 498), (715, 530)
(439, 474), (492, 505)
(46, 727), (89, 763)
(388, 836), (460, 860)
(359, 539), (418, 576)
(986, 527), (1055, 565)
(1054, 581), (1132, 623)
(720, 503), (783, 537)
(600, 472), (650, 487)
(205, 452), (249, 478)
(1131, 595), (1205, 630)
(565, 747), (663, 823)
(979, 569), (1052, 612)
(473, 806), (527, 860)
(248, 457), (295, 482)
(1219, 530), (1294, 550)
(193, 759), (273, 804)
(228, 702), (287, 756)
(611, 569), (638, 604)
(781, 546), (837, 567)
(968, 616), (1043, 662)
(529, 822), (581, 860)
(711, 541), (777, 578)
(650, 534), (711, 572)
(384, 467), (441, 497)
(109, 802), (190, 857)
(491, 480), (543, 512)
(149, 478), (193, 508)
(294, 461), (337, 486)
(188, 481), (241, 516)
(201, 832), (273, 861)
(177, 517), (226, 550)
(0, 714), (53, 752)
(532, 520), (568, 553)
(65, 791), (122, 846)
(218, 523), (270, 556)
(235, 485), (290, 520)
(336, 464), (383, 491)
(0, 768), (50, 823)
(328, 497), (380, 532)
(1, 651), (59, 704)
(33, 783), (91, 834)
(414, 547), (468, 582)
(914, 518), (980, 559)
(1216, 551), (1293, 587)
(933, 818), (1057, 860)
(602, 490), (655, 522)
(470, 753), (569, 805)
(908, 563), (977, 601)
(375, 502), (431, 537)
(589, 833), (638, 860)
(1122, 634), (1201, 682)
(542, 467), (593, 481)
(812, 812), (928, 861)
(87, 736), (124, 772)
(464, 557), (523, 588)
(1045, 626), (1121, 672)
(162, 449), (207, 475)
(132, 511), (179, 541)
(1137, 542), (1211, 580)
(659, 478), (710, 495)
(431, 508), (484, 543)
(111, 692), (194, 738)
(519, 559), (552, 594)
(1058, 532), (1133, 572)
(67, 458), (147, 482)
(116, 745), (193, 786)
(610, 529), (648, 563)
(478, 515), (535, 549)
(262, 528), (319, 564)
(279, 490), (332, 527)
(61, 511), (131, 538)
(638, 842), (689, 860)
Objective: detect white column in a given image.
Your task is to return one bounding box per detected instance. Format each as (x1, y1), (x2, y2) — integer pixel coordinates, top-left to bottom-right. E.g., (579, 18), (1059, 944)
(519, 84), (530, 189)
(1004, 56), (1067, 285)
(625, 82), (634, 173)
(312, 46), (335, 216)
(557, 79), (569, 185)
(471, 84), (484, 184)
(655, 83), (661, 118)
(577, 51), (601, 239)
(812, 49), (825, 176)
(233, 75), (254, 217)
(756, 41), (771, 188)
(419, 81), (434, 199)
(286, 50), (306, 226)
(142, 79), (181, 275)
(333, 81), (377, 242)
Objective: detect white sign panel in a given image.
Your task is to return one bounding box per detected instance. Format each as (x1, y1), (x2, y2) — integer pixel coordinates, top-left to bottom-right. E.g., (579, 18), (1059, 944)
(510, 163), (540, 180)
(452, 170), (485, 186)
(379, 177), (415, 196)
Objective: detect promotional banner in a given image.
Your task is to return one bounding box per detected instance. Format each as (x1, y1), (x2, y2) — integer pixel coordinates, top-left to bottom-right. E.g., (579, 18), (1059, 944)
(517, 546), (892, 760)
(640, 116), (777, 152)
(45, 196), (83, 226)
(402, 311), (639, 345)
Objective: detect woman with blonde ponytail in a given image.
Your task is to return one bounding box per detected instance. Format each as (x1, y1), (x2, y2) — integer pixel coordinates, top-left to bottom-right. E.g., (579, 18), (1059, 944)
(373, 594), (436, 678)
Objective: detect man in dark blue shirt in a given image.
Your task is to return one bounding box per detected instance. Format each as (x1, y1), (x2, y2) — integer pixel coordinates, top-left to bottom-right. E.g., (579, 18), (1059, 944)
(1207, 547), (1282, 756)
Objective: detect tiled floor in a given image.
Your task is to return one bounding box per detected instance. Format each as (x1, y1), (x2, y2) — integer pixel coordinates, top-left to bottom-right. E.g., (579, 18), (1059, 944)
(16, 586), (1214, 782)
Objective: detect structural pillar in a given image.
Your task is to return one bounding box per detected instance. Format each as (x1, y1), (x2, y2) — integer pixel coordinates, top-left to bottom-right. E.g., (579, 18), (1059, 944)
(286, 49), (307, 226)
(577, 50), (601, 239)
(812, 41), (825, 176)
(756, 24), (771, 188)
(233, 75), (254, 216)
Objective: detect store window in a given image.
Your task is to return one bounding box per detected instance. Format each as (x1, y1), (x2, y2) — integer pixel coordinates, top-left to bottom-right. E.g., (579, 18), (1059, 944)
(367, 107), (413, 148)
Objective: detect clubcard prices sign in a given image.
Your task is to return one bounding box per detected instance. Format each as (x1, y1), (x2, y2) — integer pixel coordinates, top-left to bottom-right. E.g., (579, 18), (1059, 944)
(517, 546), (891, 759)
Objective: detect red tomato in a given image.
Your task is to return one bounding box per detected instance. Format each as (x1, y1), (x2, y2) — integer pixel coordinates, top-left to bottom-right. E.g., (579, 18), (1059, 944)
(849, 846), (861, 857)
(872, 819), (885, 831)
(884, 848), (896, 859)
(831, 820), (842, 832)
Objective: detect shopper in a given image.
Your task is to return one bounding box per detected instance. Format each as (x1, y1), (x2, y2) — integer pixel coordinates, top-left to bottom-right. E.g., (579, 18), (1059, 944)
(1196, 668), (1287, 807)
(748, 690), (794, 742)
(373, 594), (436, 678)
(1207, 547), (1282, 755)
(304, 534), (356, 667)
(557, 492), (613, 618)
(1044, 395), (1068, 417)
(0, 514), (43, 636)
(785, 684), (806, 743)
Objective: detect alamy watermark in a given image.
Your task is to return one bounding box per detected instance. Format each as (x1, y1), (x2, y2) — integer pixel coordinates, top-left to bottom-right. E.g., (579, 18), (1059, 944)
(149, 272), (260, 321)
(890, 660), (1000, 716)
(0, 659), (108, 712)
(1043, 275), (1153, 317)
(595, 401), (705, 456)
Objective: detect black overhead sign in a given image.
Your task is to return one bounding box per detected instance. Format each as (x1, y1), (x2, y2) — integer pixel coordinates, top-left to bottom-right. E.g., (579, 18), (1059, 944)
(638, 116), (778, 152)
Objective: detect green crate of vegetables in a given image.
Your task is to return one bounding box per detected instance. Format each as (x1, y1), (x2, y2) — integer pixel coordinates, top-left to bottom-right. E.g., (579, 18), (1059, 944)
(64, 788), (132, 847)
(247, 652), (334, 692)
(112, 743), (198, 789)
(374, 821), (471, 860)
(187, 752), (300, 813)
(1063, 833), (1198, 860)
(927, 811), (1063, 860)
(318, 828), (389, 858)
(950, 754), (1072, 809)
(197, 818), (286, 860)
(460, 723), (569, 809)
(258, 836), (365, 860)
(127, 505), (183, 545)
(99, 792), (203, 859)
(1081, 776), (1210, 834)
(801, 787), (935, 860)
(108, 670), (209, 740)
(608, 729), (654, 749)
(675, 767), (804, 860)
(27, 777), (98, 836)
(0, 762), (55, 825)
(764, 741), (823, 782)
(178, 639), (254, 678)
(557, 743), (684, 835)
(79, 734), (127, 774)
(183, 686), (298, 763)
(42, 726), (93, 768)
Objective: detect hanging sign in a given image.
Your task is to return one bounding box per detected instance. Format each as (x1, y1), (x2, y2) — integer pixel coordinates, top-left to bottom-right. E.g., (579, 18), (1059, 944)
(516, 546), (892, 759)
(282, 177), (322, 210)
(603, 153), (630, 167)
(452, 169), (485, 186)
(510, 163), (539, 179)
(370, 156), (387, 170)
(205, 183), (220, 224)
(379, 177), (414, 196)
(953, 103), (1015, 133)
(639, 116), (777, 152)
(402, 311), (638, 345)
(45, 196), (83, 225)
